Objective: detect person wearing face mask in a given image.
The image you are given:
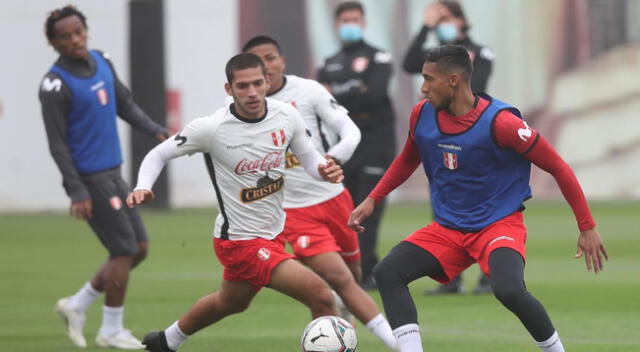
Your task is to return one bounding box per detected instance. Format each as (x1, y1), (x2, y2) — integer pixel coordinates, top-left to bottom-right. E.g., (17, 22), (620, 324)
(318, 1), (396, 291)
(403, 0), (494, 95)
(403, 0), (494, 295)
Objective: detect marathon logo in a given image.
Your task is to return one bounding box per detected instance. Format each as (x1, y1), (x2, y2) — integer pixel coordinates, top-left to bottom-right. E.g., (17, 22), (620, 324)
(437, 143), (462, 151)
(240, 175), (284, 203)
(285, 152), (301, 169)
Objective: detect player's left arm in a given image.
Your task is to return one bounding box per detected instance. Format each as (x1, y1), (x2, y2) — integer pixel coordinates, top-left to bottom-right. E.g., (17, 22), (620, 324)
(288, 108), (343, 183)
(100, 51), (168, 141)
(494, 111), (608, 273)
(312, 82), (361, 163)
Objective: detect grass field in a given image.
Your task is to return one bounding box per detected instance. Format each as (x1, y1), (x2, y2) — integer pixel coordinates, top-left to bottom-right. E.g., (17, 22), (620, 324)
(1, 201), (639, 351)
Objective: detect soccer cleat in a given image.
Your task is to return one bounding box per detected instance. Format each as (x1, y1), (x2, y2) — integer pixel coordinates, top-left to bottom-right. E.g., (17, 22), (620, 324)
(96, 329), (144, 349)
(55, 297), (87, 348)
(332, 290), (356, 326)
(424, 276), (466, 295)
(142, 331), (175, 352)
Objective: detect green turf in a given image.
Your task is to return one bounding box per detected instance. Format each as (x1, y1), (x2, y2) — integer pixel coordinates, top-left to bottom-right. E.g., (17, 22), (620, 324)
(1, 202), (638, 351)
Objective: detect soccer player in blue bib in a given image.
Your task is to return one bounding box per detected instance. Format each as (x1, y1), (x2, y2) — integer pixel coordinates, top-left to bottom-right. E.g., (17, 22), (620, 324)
(39, 5), (167, 349)
(349, 45), (608, 352)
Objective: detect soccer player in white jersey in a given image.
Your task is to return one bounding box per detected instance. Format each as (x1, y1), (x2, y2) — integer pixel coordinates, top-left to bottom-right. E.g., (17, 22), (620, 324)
(243, 36), (397, 351)
(127, 53), (343, 352)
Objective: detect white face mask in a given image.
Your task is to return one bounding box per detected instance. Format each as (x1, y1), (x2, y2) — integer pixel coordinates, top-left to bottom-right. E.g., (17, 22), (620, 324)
(436, 23), (459, 43)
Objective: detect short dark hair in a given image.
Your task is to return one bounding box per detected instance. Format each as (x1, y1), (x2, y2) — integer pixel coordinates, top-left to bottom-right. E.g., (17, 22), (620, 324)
(334, 1), (364, 19)
(424, 45), (472, 80)
(225, 53), (267, 83)
(45, 5), (87, 41)
(242, 35), (281, 54)
(439, 0), (469, 33)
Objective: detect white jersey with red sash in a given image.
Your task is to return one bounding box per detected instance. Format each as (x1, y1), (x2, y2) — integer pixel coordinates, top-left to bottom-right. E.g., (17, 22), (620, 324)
(269, 75), (350, 208)
(170, 98), (316, 240)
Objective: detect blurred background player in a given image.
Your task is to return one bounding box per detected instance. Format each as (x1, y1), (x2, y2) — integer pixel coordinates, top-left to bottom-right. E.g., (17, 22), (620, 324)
(318, 1), (396, 290)
(131, 53), (343, 352)
(403, 0), (495, 295)
(349, 45), (608, 352)
(39, 5), (168, 349)
(242, 35), (396, 350)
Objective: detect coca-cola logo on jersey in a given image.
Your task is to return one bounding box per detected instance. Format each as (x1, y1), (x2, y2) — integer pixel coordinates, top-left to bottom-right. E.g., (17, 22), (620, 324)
(235, 151), (284, 175)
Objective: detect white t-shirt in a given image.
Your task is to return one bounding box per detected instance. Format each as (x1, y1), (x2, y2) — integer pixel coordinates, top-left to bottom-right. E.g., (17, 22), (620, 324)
(136, 98), (324, 240)
(269, 75), (360, 208)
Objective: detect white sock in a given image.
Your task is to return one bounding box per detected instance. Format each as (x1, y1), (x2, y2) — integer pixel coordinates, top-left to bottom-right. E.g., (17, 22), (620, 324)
(99, 305), (124, 337)
(365, 314), (397, 350)
(393, 323), (423, 352)
(165, 321), (189, 351)
(536, 331), (565, 352)
(68, 282), (101, 312)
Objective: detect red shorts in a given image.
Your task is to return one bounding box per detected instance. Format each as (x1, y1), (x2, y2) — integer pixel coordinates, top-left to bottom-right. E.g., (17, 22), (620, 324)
(405, 211), (527, 284)
(213, 235), (294, 290)
(283, 189), (361, 263)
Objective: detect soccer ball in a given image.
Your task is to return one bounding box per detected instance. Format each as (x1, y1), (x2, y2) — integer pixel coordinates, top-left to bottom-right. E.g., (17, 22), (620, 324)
(301, 316), (358, 352)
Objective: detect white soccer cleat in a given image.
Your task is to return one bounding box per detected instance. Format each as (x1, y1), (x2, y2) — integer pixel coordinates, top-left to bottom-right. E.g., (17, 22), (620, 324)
(332, 290), (356, 327)
(55, 297), (87, 348)
(96, 329), (145, 349)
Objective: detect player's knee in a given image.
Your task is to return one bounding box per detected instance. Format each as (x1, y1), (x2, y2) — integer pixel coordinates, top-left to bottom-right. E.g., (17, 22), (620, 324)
(321, 270), (353, 292)
(308, 286), (336, 316)
(373, 260), (397, 287)
(132, 242), (148, 265)
(108, 253), (135, 265)
(228, 300), (251, 314)
(108, 248), (137, 260)
(220, 296), (251, 315)
(492, 281), (527, 308)
(346, 261), (362, 283)
(132, 250), (147, 266)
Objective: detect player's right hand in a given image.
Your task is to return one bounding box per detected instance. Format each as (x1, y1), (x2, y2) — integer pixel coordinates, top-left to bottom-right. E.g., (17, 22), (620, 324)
(126, 189), (154, 207)
(574, 228), (609, 274)
(70, 199), (93, 220)
(348, 197), (376, 232)
(319, 159), (344, 183)
(424, 2), (447, 27)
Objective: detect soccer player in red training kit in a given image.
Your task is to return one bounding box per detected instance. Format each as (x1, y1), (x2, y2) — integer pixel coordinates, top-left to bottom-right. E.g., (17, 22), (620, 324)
(349, 45), (608, 352)
(128, 54), (342, 352)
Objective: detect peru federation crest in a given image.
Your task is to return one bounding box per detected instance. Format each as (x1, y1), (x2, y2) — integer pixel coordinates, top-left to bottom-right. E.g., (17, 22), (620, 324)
(97, 88), (109, 106)
(352, 56), (369, 73)
(271, 129), (286, 146)
(443, 152), (458, 170)
(109, 196), (122, 210)
(257, 247), (271, 261)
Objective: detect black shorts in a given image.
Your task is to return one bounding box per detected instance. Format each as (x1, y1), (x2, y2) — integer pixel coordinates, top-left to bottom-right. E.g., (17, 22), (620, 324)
(82, 168), (148, 258)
